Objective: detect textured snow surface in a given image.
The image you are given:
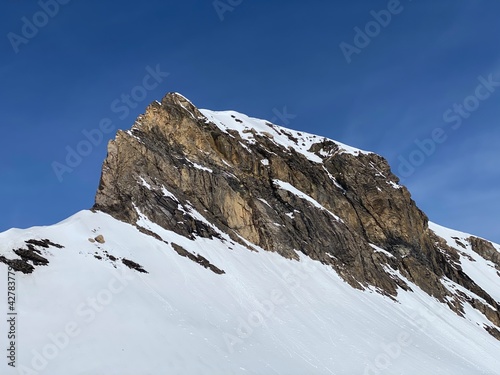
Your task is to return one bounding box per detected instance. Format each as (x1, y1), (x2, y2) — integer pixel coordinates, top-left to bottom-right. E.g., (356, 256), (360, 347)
(0, 211), (499, 374)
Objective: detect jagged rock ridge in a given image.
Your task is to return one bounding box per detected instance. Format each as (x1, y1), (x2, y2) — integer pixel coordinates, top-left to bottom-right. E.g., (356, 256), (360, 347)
(92, 92), (500, 338)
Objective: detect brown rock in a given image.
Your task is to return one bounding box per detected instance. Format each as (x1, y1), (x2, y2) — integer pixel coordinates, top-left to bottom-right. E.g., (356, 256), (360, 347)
(468, 236), (500, 270)
(95, 235), (105, 244)
(92, 92), (500, 337)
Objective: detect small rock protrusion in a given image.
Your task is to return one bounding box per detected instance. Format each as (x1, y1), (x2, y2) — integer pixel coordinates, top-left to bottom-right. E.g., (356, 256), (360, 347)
(95, 235), (105, 244)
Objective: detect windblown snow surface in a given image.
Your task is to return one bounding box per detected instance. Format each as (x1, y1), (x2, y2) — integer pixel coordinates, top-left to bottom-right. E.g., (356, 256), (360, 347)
(1, 209), (500, 375)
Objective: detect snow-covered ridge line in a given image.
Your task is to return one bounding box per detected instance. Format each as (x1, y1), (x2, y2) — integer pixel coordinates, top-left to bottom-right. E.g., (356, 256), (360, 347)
(199, 109), (371, 163)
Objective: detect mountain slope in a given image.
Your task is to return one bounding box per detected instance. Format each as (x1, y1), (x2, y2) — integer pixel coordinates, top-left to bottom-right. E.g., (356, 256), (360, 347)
(1, 93), (500, 375)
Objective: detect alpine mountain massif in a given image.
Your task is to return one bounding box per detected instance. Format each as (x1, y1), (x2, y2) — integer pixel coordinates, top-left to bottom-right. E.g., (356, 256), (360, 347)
(1, 92), (500, 375)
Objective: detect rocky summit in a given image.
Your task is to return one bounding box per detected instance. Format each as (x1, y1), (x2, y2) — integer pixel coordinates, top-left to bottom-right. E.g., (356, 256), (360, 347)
(95, 92), (500, 337)
(1, 92), (500, 375)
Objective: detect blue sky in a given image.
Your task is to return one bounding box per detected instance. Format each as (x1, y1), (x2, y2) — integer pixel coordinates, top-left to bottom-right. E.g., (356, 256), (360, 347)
(1, 0), (499, 243)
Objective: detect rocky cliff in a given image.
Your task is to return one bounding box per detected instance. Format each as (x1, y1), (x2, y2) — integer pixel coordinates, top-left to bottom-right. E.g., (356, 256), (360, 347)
(91, 92), (500, 338)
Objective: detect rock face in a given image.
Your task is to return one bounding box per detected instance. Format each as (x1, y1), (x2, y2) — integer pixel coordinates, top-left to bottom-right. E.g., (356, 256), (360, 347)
(468, 236), (500, 270)
(93, 92), (500, 337)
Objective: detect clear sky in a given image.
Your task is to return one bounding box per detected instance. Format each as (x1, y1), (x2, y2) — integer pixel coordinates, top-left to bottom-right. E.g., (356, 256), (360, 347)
(1, 0), (499, 243)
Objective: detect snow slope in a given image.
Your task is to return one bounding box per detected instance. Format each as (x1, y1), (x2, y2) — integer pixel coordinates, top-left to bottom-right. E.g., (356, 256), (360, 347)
(1, 210), (499, 375)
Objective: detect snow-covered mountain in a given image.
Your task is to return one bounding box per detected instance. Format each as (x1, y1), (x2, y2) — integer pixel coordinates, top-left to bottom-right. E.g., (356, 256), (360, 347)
(1, 93), (499, 375)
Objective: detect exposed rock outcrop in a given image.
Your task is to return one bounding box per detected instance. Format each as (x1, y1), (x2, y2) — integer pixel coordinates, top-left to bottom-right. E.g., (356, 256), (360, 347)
(0, 239), (64, 273)
(468, 236), (500, 270)
(93, 92), (500, 337)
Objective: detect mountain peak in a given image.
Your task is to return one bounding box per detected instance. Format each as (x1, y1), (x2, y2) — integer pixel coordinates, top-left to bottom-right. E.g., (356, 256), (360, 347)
(91, 93), (500, 341)
(1, 93), (500, 373)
